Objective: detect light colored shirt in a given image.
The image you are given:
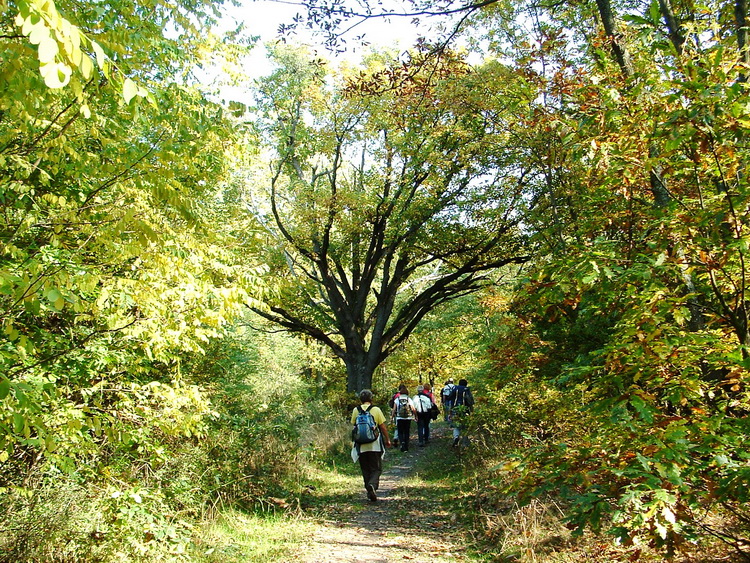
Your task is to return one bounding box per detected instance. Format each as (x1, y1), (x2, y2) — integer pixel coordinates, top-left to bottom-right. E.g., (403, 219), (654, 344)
(392, 394), (416, 420)
(350, 402), (386, 453)
(413, 393), (432, 413)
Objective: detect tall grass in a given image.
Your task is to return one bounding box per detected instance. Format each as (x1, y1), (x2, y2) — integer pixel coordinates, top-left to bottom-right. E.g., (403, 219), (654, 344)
(191, 509), (311, 562)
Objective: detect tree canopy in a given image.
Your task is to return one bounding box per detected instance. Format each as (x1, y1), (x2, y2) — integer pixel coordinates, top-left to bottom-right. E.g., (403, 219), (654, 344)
(0, 0), (260, 479)
(246, 47), (528, 392)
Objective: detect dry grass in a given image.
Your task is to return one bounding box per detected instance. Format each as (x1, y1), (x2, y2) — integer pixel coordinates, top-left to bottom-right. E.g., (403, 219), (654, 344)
(479, 498), (574, 562)
(476, 497), (749, 563)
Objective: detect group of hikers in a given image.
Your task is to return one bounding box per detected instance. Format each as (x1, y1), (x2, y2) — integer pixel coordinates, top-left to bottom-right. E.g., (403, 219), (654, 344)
(349, 379), (474, 502)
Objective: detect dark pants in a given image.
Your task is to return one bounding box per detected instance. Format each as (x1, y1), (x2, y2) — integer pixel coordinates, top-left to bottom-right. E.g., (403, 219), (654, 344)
(443, 400), (453, 421)
(396, 419), (412, 451)
(416, 412), (431, 444)
(358, 450), (382, 491)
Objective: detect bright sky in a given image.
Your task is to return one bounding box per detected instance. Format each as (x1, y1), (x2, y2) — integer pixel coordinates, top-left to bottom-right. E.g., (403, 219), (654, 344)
(229, 0), (427, 71)
(239, 1), (424, 45)
(204, 0), (432, 102)
(207, 0), (475, 104)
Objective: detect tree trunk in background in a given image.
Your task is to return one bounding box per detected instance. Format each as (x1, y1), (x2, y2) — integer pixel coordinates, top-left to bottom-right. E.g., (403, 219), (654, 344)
(594, 0), (632, 76)
(345, 354), (378, 393)
(658, 0), (685, 54)
(593, 0), (704, 331)
(736, 0), (750, 81)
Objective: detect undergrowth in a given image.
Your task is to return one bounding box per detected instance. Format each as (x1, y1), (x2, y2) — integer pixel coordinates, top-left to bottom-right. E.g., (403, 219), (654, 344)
(457, 420), (749, 563)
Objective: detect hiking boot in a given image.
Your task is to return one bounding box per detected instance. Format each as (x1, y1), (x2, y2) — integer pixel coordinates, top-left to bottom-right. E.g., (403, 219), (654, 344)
(366, 484), (377, 502)
(453, 437), (460, 447)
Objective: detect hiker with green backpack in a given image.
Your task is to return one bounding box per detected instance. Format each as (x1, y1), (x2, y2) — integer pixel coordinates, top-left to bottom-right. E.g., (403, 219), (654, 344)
(391, 384), (416, 452)
(350, 389), (392, 502)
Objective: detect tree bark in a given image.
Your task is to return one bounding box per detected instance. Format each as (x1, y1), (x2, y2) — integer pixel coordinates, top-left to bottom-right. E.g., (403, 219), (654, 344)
(658, 0), (685, 55)
(736, 0), (750, 81)
(594, 0), (632, 76)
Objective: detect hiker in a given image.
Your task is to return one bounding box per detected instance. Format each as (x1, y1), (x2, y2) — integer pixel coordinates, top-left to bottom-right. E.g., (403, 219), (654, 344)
(387, 389), (399, 409)
(441, 378), (455, 421)
(351, 389), (391, 502)
(413, 385), (433, 447)
(391, 384), (416, 452)
(423, 383), (440, 425)
(449, 378), (474, 447)
(387, 389), (400, 448)
(424, 383), (441, 423)
(422, 383), (436, 403)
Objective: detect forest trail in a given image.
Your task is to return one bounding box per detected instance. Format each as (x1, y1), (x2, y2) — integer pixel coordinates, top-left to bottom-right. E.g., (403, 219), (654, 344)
(290, 423), (475, 563)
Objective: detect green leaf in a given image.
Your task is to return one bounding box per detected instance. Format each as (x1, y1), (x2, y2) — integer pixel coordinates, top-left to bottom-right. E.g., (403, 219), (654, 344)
(12, 413), (24, 434)
(46, 289), (61, 304)
(648, 0), (661, 24)
(0, 379), (10, 400)
(630, 395), (654, 423)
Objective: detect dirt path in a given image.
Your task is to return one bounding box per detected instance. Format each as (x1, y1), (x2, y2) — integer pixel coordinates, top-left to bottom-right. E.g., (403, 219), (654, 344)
(291, 424), (473, 563)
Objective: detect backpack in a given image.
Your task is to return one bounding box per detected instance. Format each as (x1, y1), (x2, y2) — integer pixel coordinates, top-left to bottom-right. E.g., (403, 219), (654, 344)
(442, 384), (455, 399)
(453, 386), (474, 414)
(396, 395), (411, 418)
(352, 405), (379, 444)
(415, 392), (432, 414)
(388, 392), (398, 409)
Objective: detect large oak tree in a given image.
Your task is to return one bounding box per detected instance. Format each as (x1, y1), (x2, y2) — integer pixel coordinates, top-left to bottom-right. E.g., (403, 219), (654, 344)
(248, 48), (529, 392)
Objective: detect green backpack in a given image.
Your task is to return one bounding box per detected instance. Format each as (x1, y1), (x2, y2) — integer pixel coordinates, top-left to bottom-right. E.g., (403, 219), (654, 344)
(396, 395), (411, 418)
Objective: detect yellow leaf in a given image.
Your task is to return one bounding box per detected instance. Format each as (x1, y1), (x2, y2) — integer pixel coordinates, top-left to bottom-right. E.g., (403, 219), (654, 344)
(123, 78), (138, 104)
(92, 40), (106, 69)
(662, 506), (676, 524)
(37, 35), (59, 63)
(28, 21), (50, 45)
(41, 61), (71, 88)
(80, 53), (93, 79)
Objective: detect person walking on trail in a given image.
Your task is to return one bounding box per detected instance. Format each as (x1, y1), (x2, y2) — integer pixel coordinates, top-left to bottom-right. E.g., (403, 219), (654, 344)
(413, 385), (433, 447)
(441, 379), (455, 421)
(422, 383), (436, 404)
(423, 383), (440, 425)
(386, 389), (401, 447)
(391, 384), (416, 452)
(351, 389), (391, 502)
(449, 378), (474, 447)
